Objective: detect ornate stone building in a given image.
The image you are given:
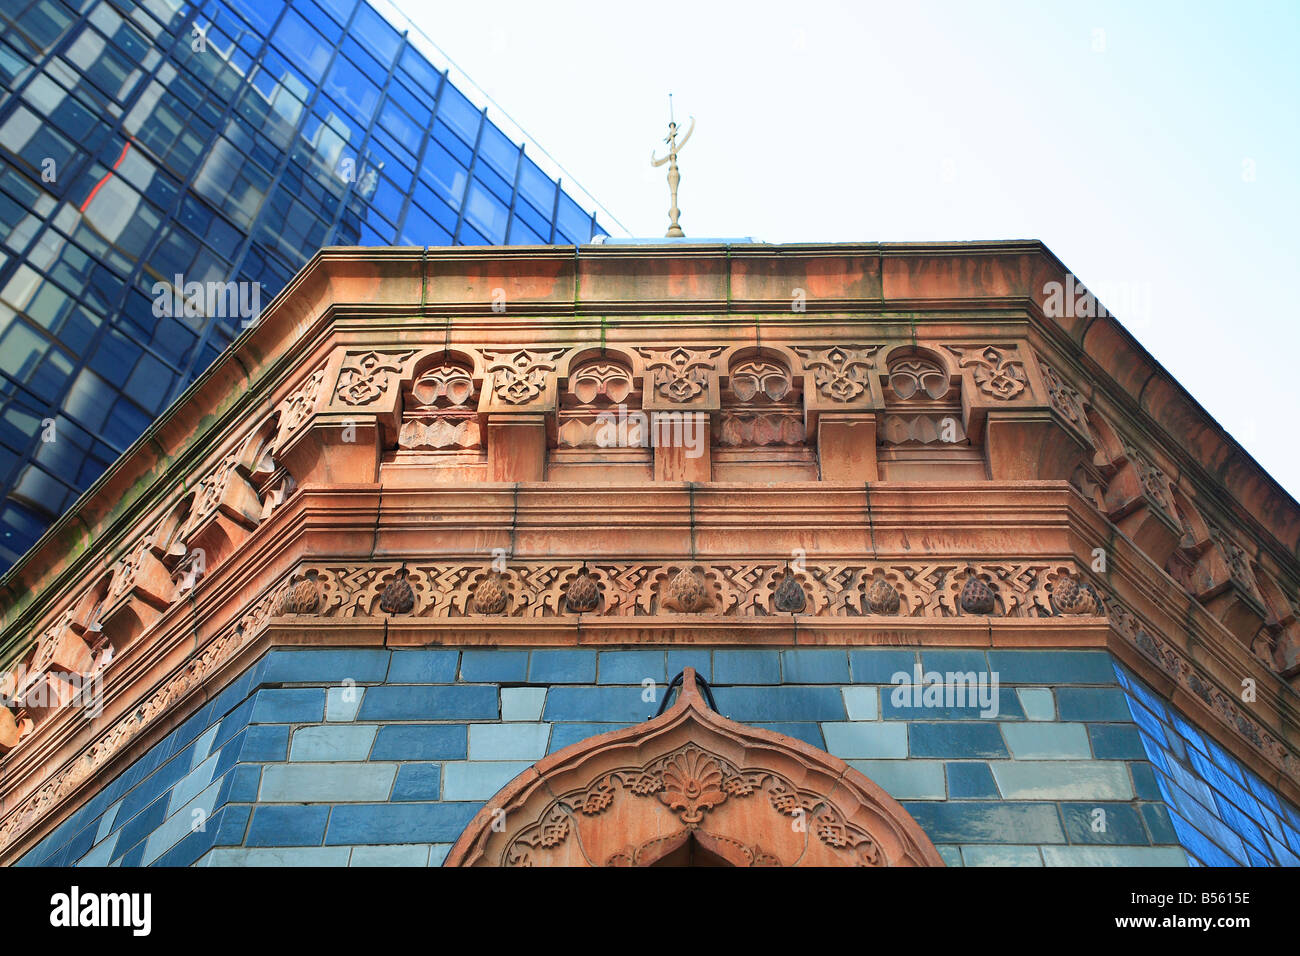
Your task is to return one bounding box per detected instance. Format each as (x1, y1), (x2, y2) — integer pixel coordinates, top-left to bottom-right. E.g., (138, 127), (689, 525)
(1, 242), (1297, 866)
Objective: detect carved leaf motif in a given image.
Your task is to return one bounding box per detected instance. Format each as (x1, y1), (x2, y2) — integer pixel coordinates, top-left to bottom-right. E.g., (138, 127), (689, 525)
(636, 346), (723, 402)
(483, 348), (565, 405)
(336, 350), (416, 406)
(793, 346), (879, 401)
(944, 345), (1027, 400)
(657, 747), (728, 825)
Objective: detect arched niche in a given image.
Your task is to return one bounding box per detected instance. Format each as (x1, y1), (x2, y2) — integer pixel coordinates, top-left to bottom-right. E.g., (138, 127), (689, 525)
(445, 669), (944, 867)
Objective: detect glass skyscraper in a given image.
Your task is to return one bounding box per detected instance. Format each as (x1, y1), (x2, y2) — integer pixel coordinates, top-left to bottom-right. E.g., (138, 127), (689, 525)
(0, 0), (608, 570)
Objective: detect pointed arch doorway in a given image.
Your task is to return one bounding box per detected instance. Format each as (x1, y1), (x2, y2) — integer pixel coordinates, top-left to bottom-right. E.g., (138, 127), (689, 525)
(445, 669), (944, 867)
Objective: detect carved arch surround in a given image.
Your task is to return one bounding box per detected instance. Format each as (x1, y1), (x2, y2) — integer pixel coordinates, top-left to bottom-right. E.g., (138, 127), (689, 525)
(445, 669), (944, 867)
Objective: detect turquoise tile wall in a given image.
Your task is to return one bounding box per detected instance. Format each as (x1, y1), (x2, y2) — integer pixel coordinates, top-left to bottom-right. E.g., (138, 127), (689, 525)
(15, 647), (1294, 867)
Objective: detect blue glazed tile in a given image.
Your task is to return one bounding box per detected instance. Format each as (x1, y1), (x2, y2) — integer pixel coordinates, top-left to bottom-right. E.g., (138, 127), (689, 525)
(113, 795), (170, 858)
(387, 649), (459, 683)
(1126, 700), (1168, 744)
(1211, 794), (1269, 856)
(213, 697), (256, 751)
(1088, 724), (1146, 759)
(116, 840), (147, 868)
(1203, 737), (1247, 785)
(1001, 722), (1091, 759)
(919, 650), (990, 675)
(393, 764), (442, 802)
(238, 724), (291, 763)
(902, 801), (1066, 844)
(848, 649), (918, 684)
(598, 651), (666, 684)
(1131, 762), (1162, 801)
(713, 685), (845, 722)
(666, 650), (712, 682)
(1168, 713), (1210, 756)
(325, 803), (480, 845)
(370, 724), (468, 760)
(1265, 832), (1300, 866)
(358, 685), (497, 721)
(986, 650), (1117, 684)
(207, 666), (259, 724)
(1243, 769), (1286, 817)
(151, 816), (223, 867)
(1116, 668), (1170, 719)
(1060, 803), (1149, 845)
(946, 762), (999, 798)
(910, 723), (1008, 759)
(1186, 749), (1255, 815)
(116, 750), (194, 824)
(713, 650), (781, 685)
(214, 804), (251, 846)
(780, 650), (850, 684)
(548, 723), (631, 753)
(259, 648), (392, 684)
(1166, 810), (1241, 868)
(1244, 843), (1273, 866)
(822, 722), (907, 759)
(1056, 687), (1131, 722)
(880, 687), (1023, 721)
(1165, 783), (1249, 864)
(213, 731), (245, 777)
(250, 688), (326, 724)
(752, 722), (825, 748)
(1140, 803), (1178, 845)
(543, 686), (656, 722)
(459, 650), (529, 683)
(221, 765), (262, 804)
(246, 805), (331, 848)
(528, 650), (597, 684)
(170, 701), (217, 754)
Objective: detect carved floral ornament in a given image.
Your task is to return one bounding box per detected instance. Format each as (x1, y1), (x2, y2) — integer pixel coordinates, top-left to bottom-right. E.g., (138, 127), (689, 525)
(943, 345), (1028, 400)
(792, 345), (878, 401)
(635, 346), (723, 402)
(268, 559), (1102, 620)
(444, 669), (946, 867)
(335, 349), (418, 406)
(483, 348), (566, 405)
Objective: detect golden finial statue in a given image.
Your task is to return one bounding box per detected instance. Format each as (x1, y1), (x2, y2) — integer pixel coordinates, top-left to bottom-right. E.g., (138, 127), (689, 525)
(651, 100), (694, 238)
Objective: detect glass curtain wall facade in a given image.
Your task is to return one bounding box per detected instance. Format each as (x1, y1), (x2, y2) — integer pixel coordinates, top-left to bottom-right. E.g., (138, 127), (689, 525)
(0, 0), (605, 570)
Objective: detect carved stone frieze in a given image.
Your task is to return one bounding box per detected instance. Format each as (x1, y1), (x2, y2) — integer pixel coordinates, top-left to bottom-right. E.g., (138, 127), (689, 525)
(279, 559), (1090, 620)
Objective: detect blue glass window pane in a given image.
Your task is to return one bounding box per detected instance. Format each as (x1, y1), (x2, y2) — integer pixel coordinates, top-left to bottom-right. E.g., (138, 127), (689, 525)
(351, 3), (401, 65)
(478, 122), (518, 182)
(324, 55), (380, 123)
(435, 83), (480, 147)
(272, 9), (332, 82)
(399, 205), (452, 246)
(420, 141), (467, 209)
(398, 45), (443, 96)
(518, 154), (556, 214)
(556, 193), (593, 242)
(227, 0), (284, 33)
(464, 181), (508, 243)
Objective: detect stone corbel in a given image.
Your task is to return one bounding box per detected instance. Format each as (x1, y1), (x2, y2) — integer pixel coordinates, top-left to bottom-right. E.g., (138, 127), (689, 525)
(1192, 530), (1269, 646)
(97, 544), (177, 649)
(478, 348), (565, 481)
(1102, 446), (1184, 568)
(278, 412), (383, 485)
(793, 345), (883, 483)
(638, 347), (722, 483)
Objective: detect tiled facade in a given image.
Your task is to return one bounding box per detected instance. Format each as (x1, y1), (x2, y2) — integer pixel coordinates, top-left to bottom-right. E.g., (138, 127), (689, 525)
(18, 646), (1295, 867)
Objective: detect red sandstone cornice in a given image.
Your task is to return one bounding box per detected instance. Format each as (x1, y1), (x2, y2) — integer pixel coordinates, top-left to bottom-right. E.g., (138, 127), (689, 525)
(3, 242), (1293, 634)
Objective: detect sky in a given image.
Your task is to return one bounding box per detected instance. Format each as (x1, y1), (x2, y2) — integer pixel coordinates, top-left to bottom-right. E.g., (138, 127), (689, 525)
(395, 0), (1300, 501)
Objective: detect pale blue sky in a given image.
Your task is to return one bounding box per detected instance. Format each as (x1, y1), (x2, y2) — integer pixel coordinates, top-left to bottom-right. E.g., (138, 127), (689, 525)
(394, 0), (1300, 500)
